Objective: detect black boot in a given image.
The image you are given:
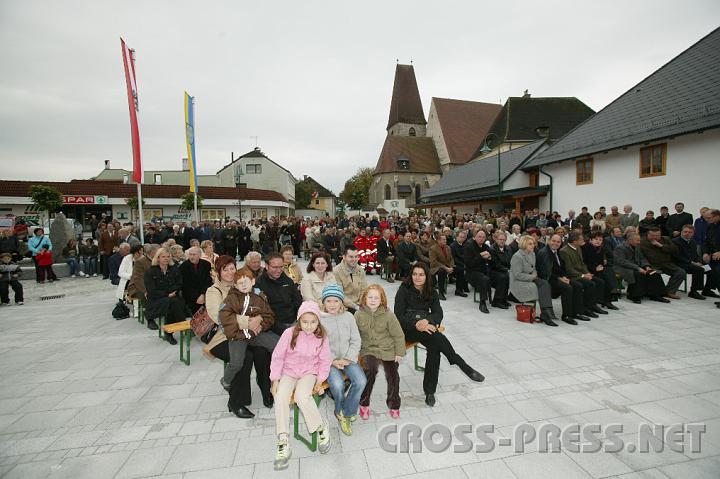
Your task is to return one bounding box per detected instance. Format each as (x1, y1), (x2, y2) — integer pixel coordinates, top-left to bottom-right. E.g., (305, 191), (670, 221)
(439, 290), (447, 301)
(165, 333), (177, 345)
(458, 362), (485, 382)
(479, 301), (489, 314)
(146, 318), (158, 330)
(228, 404), (255, 419)
(425, 393), (436, 407)
(455, 290), (468, 297)
(263, 395), (274, 409)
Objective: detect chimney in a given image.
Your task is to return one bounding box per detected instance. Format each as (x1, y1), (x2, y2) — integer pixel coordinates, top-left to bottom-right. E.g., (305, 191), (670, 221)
(522, 89), (531, 98)
(182, 158), (189, 171)
(104, 159), (110, 170)
(231, 151), (234, 162)
(303, 175), (308, 181)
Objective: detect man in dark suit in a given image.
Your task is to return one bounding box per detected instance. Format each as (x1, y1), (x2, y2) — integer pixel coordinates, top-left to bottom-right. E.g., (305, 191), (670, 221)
(395, 231), (418, 280)
(604, 227), (624, 266)
(465, 229), (492, 313)
(376, 228), (396, 283)
(640, 227), (685, 299)
(672, 225), (710, 300)
(560, 232), (610, 316)
(667, 202), (693, 238)
(536, 234), (590, 325)
(702, 209), (720, 300)
(488, 232), (511, 309)
(614, 233), (668, 303)
(450, 230), (468, 297)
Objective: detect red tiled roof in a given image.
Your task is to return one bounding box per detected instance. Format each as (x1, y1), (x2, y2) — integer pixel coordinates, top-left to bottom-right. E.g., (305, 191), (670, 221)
(432, 98), (502, 164)
(0, 180), (287, 202)
(386, 64), (427, 130)
(373, 136), (441, 175)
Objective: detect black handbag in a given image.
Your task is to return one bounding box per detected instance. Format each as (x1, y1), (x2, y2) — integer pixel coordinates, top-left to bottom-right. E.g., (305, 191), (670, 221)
(405, 309), (441, 326)
(112, 300), (130, 319)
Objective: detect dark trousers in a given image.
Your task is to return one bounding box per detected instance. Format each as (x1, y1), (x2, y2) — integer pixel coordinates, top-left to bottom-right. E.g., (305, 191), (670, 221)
(158, 296), (188, 325)
(34, 259), (57, 282)
(708, 262), (720, 292)
(627, 271), (666, 299)
(360, 355), (400, 410)
(454, 267), (468, 293)
(591, 274), (610, 303)
(404, 330), (462, 395)
(213, 240), (224, 255)
(573, 277), (601, 307)
(658, 265), (686, 294)
(489, 270), (509, 303)
(550, 278), (583, 317)
(211, 342), (272, 408)
(435, 270), (448, 294)
(467, 271), (490, 301)
(684, 263), (706, 292)
(224, 243), (237, 259)
(100, 254), (109, 278)
(0, 280), (23, 303)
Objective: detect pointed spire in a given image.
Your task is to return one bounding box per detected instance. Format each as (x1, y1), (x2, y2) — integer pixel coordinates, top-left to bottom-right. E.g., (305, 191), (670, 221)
(386, 64), (426, 131)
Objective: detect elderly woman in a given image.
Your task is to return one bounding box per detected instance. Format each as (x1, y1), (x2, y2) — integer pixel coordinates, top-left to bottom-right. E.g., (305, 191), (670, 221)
(144, 247), (185, 344)
(170, 244), (185, 264)
(204, 255), (272, 419)
(280, 244), (302, 285)
(244, 251), (264, 279)
(116, 244), (143, 304)
(200, 240), (218, 265)
(179, 246), (213, 314)
(590, 212), (607, 233)
(509, 235), (558, 326)
(300, 252), (336, 305)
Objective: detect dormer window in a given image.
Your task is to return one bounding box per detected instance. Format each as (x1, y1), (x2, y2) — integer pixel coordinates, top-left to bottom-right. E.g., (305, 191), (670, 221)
(409, 127), (416, 136)
(397, 155), (410, 170)
(535, 126), (550, 138)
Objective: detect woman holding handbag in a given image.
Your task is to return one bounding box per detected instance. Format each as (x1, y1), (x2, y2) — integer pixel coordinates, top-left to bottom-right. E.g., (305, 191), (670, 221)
(509, 235), (558, 326)
(394, 262), (484, 407)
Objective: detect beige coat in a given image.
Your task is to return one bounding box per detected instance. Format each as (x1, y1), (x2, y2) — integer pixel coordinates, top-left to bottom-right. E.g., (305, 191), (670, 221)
(300, 270), (337, 305)
(429, 243), (454, 275)
(333, 260), (368, 309)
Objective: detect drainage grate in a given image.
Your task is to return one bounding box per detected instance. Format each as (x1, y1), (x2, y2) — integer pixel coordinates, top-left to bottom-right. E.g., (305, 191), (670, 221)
(40, 294), (66, 301)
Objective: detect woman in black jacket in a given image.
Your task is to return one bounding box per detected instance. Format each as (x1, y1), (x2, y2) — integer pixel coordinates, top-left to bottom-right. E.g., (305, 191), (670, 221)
(144, 247), (185, 345)
(394, 262), (485, 407)
(179, 246), (213, 314)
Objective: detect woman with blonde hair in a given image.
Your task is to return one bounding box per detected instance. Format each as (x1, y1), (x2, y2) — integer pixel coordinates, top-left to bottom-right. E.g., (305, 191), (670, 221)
(170, 244), (186, 264)
(143, 247), (185, 342)
(509, 235), (557, 326)
(280, 244), (302, 285)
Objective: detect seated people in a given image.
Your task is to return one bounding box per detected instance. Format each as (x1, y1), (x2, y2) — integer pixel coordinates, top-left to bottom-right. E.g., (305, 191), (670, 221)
(333, 245), (368, 314)
(488, 232), (511, 309)
(0, 252), (23, 305)
(109, 243), (130, 285)
(127, 243), (158, 303)
(300, 252), (336, 305)
(395, 231), (418, 280)
(244, 251), (264, 279)
(672, 225), (713, 300)
(414, 230), (432, 266)
(560, 232), (612, 315)
(537, 234), (592, 324)
(603, 227), (624, 266)
(256, 252), (303, 335)
(464, 229), (493, 313)
(640, 227), (686, 299)
(509, 235), (558, 326)
(116, 244), (143, 307)
(450, 230), (469, 297)
(144, 247), (185, 344)
(376, 228), (396, 283)
(703, 209), (720, 299)
(582, 232), (620, 307)
(394, 262), (484, 407)
(614, 233), (669, 303)
(280, 245), (302, 285)
(179, 246), (213, 315)
(429, 233), (454, 301)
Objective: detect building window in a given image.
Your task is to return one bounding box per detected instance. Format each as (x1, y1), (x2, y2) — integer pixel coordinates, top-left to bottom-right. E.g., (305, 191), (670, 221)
(576, 158), (593, 185)
(251, 208), (266, 219)
(528, 170), (539, 187)
(384, 184), (391, 200)
(154, 174), (162, 185)
(397, 157), (410, 170)
(640, 144), (666, 178)
(415, 184), (421, 204)
(246, 164), (262, 174)
(409, 127), (416, 137)
(201, 209), (226, 221)
(122, 173), (129, 184)
(315, 199), (320, 205)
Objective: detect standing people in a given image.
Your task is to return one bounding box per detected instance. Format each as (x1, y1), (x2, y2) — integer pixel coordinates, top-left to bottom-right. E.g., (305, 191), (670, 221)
(99, 223), (119, 279)
(450, 230), (469, 297)
(28, 228), (56, 283)
(667, 202), (693, 238)
(0, 252), (23, 305)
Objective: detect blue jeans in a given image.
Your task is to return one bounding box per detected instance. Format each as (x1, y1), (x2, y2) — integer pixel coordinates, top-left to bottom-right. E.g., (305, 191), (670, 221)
(327, 362), (367, 417)
(66, 258), (80, 275)
(83, 257), (97, 275)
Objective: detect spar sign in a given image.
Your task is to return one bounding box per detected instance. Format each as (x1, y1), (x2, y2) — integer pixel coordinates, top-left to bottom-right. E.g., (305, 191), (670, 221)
(63, 195), (109, 205)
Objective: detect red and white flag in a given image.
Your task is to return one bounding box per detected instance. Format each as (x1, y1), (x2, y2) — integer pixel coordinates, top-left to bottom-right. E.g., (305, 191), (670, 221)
(121, 38), (142, 183)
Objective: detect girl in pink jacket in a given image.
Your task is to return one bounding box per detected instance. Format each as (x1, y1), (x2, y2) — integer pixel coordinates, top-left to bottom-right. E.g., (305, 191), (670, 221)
(270, 301), (333, 470)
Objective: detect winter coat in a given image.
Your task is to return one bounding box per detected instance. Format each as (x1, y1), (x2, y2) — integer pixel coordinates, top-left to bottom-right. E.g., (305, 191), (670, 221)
(256, 271), (303, 335)
(0, 235), (20, 255)
(179, 259), (213, 306)
(672, 237), (700, 269)
(489, 244), (512, 274)
(560, 244), (590, 279)
(464, 239), (491, 275)
(218, 287), (275, 341)
(28, 235), (52, 256)
(0, 262), (22, 282)
(127, 255), (151, 297)
(354, 306), (406, 361)
(270, 327), (332, 382)
(429, 242), (454, 275)
(143, 264), (183, 320)
(396, 240), (418, 271)
(450, 240), (466, 269)
(640, 236), (679, 270)
(332, 260), (368, 310)
(509, 249), (539, 302)
(393, 282), (442, 332)
(300, 270), (337, 305)
(99, 230), (118, 255)
(321, 311), (361, 362)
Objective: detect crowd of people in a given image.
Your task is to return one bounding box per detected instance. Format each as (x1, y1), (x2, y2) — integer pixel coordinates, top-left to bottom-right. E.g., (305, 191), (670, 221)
(1, 201), (718, 468)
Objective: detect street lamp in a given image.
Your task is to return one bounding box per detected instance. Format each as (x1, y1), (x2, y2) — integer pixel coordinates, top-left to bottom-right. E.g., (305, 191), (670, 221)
(234, 166), (244, 222)
(479, 133), (502, 215)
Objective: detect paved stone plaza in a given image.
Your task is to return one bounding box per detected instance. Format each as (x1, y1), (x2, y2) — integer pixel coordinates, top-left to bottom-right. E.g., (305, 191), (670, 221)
(1, 267), (720, 479)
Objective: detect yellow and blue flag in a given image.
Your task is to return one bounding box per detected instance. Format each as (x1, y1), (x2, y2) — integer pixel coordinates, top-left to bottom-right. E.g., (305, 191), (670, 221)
(184, 92), (198, 193)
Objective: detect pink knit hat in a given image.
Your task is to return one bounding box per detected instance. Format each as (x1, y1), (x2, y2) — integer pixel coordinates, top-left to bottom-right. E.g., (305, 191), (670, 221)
(297, 300), (321, 321)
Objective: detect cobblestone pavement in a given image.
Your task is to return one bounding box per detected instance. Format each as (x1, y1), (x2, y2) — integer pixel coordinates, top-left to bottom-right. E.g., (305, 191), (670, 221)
(1, 263), (719, 478)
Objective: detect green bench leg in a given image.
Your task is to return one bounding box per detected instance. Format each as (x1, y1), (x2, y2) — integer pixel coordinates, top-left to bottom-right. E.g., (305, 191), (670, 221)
(180, 329), (193, 366)
(137, 300), (145, 324)
(293, 394), (322, 452)
(414, 344), (425, 372)
(473, 287), (481, 303)
(680, 277), (688, 294)
(158, 316), (165, 339)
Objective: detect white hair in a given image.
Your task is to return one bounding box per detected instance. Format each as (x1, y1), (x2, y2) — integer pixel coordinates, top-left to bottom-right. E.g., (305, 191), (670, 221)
(245, 251), (262, 262)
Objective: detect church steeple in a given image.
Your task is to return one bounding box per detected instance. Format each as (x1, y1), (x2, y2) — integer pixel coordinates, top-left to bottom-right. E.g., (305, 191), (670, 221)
(386, 64), (427, 136)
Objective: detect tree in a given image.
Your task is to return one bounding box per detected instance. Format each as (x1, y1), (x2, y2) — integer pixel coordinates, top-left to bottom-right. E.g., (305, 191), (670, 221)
(294, 180), (313, 209)
(124, 196), (146, 222)
(340, 167), (374, 210)
(28, 184), (63, 225)
(335, 197), (347, 218)
(180, 192), (203, 212)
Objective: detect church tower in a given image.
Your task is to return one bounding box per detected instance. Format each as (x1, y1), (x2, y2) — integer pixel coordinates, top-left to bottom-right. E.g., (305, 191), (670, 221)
(386, 64), (427, 137)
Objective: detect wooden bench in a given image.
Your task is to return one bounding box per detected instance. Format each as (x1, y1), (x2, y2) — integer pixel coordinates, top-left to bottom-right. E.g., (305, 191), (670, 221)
(290, 380), (330, 452)
(162, 320), (193, 366)
(406, 325), (445, 372)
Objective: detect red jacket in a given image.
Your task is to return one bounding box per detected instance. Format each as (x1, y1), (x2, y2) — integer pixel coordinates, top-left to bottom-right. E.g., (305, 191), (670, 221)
(36, 250), (53, 266)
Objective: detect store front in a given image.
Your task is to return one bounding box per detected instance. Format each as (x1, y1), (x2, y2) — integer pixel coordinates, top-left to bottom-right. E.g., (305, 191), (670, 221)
(58, 195), (112, 231)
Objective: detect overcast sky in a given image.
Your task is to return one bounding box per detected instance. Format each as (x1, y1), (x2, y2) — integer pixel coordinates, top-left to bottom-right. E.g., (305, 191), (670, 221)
(1, 1), (718, 194)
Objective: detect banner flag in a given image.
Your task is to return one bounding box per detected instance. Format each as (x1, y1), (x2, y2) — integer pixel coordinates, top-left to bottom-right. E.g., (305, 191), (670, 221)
(121, 38), (142, 183)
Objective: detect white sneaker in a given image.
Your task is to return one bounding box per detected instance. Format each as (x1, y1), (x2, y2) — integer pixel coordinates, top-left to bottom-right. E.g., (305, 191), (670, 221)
(78, 271), (85, 277)
(17, 301), (23, 305)
(317, 423), (331, 454)
(71, 274), (76, 278)
(92, 273), (97, 277)
(273, 434), (292, 470)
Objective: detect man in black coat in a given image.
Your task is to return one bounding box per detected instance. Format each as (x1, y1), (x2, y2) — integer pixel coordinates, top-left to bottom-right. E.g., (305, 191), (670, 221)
(464, 229), (492, 313)
(450, 230), (468, 297)
(667, 202), (693, 238)
(255, 253), (303, 335)
(536, 234), (590, 324)
(603, 227), (624, 266)
(179, 247), (213, 314)
(376, 228), (396, 283)
(672, 225), (712, 300)
(221, 222), (238, 259)
(703, 209), (720, 301)
(488, 232), (511, 309)
(395, 231), (418, 280)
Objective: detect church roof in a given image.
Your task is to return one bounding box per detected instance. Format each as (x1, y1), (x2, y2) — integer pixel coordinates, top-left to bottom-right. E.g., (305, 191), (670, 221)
(525, 27), (720, 168)
(432, 98), (502, 165)
(373, 136), (441, 175)
(472, 96), (594, 158)
(386, 64), (426, 130)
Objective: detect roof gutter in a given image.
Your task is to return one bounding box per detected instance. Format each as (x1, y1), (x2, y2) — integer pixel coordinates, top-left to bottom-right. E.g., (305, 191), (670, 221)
(539, 165), (552, 212)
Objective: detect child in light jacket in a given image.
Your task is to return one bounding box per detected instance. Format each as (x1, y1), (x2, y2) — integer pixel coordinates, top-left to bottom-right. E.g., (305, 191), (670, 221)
(354, 284), (406, 419)
(320, 283), (366, 436)
(270, 301), (333, 471)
